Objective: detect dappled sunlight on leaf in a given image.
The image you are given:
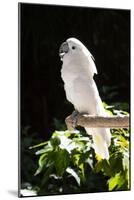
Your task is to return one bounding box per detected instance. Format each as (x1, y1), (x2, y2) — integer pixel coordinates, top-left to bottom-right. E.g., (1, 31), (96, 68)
(66, 167), (80, 186)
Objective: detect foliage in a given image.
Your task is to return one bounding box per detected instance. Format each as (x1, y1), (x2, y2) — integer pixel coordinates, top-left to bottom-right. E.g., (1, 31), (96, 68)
(27, 104), (130, 195)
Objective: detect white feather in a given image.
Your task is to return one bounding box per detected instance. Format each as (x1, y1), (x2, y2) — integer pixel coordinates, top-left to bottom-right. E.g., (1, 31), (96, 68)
(60, 38), (111, 159)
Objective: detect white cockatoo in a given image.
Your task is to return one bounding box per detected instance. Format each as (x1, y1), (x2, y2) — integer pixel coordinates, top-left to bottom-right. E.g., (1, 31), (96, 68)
(59, 38), (111, 159)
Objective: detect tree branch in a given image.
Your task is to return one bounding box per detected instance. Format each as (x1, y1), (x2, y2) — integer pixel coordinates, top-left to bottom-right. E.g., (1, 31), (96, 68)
(65, 114), (129, 130)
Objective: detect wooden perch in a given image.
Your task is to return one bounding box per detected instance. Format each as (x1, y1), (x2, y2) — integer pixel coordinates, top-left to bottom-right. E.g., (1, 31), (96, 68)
(65, 114), (129, 130)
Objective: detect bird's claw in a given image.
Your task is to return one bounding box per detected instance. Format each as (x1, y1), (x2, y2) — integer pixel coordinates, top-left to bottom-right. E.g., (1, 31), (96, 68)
(71, 110), (79, 129)
(65, 110), (79, 130)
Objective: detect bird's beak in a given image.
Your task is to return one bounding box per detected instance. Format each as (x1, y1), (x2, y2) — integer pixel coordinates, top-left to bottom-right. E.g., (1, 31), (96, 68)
(59, 42), (69, 59)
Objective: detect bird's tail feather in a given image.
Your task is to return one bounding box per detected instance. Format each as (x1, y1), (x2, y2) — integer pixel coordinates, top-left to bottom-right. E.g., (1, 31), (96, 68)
(85, 127), (111, 159)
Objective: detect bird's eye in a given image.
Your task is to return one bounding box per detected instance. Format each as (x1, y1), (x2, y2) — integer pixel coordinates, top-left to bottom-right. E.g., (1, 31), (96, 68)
(72, 46), (76, 50)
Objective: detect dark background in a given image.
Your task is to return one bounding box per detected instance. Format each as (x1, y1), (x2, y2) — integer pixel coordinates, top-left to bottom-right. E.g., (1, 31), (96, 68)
(20, 3), (130, 140)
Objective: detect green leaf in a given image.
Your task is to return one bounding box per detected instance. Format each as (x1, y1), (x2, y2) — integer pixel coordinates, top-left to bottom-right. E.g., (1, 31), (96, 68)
(66, 167), (80, 186)
(122, 153), (129, 171)
(35, 146), (52, 155)
(108, 173), (120, 191)
(94, 159), (111, 176)
(34, 166), (43, 176)
(74, 137), (90, 142)
(73, 154), (80, 166)
(109, 153), (123, 176)
(38, 153), (48, 167)
(108, 172), (125, 191)
(79, 163), (85, 180)
(29, 141), (48, 149)
(117, 135), (129, 149)
(54, 149), (70, 176)
(50, 136), (61, 147)
(59, 137), (76, 152)
(106, 110), (113, 116)
(41, 166), (54, 186)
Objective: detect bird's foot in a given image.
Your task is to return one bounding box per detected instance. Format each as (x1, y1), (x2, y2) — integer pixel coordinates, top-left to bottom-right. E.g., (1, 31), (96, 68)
(71, 110), (79, 129)
(65, 110), (79, 130)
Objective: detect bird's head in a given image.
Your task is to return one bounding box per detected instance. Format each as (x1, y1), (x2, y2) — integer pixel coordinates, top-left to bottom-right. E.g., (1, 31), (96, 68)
(59, 38), (91, 61)
(59, 37), (97, 76)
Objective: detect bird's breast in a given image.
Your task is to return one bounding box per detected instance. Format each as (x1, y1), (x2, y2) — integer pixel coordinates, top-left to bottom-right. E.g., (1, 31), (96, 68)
(61, 62), (87, 87)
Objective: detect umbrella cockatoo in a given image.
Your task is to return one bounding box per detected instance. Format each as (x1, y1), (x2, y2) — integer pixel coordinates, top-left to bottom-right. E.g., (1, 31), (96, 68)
(59, 38), (111, 159)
